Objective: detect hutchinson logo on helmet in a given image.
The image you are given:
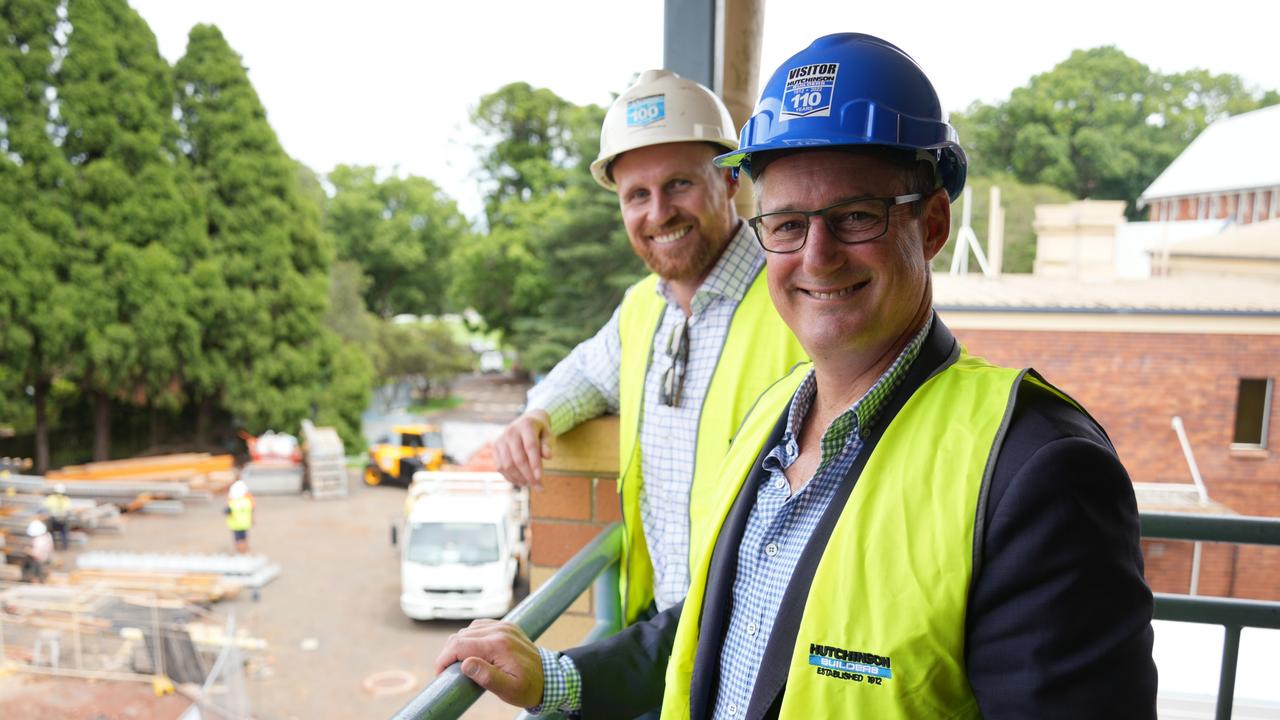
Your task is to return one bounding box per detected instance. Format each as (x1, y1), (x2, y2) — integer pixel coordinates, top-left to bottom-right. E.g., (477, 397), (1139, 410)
(781, 63), (839, 119)
(626, 94), (666, 127)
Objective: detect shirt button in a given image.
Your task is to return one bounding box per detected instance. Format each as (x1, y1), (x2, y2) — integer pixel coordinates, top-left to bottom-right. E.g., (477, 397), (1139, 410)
(746, 622), (758, 637)
(728, 702), (738, 716)
(773, 478), (786, 490)
(765, 543), (778, 557)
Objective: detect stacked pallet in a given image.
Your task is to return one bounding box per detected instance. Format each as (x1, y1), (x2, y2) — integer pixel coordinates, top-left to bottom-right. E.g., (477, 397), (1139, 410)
(302, 420), (347, 499)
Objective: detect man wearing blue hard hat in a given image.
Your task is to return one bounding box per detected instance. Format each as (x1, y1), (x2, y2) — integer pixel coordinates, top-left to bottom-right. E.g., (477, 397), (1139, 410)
(439, 33), (1157, 718)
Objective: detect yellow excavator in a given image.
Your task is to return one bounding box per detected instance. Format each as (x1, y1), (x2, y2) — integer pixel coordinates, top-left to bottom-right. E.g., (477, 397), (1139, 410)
(364, 424), (446, 487)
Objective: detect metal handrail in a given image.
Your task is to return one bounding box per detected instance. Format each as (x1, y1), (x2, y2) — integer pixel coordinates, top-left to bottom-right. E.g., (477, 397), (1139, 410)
(391, 522), (624, 720)
(1141, 511), (1280, 546)
(395, 512), (1280, 720)
(1142, 511), (1280, 720)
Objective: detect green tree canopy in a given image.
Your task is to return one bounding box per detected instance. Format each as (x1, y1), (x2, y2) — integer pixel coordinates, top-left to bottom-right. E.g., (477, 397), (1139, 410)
(952, 47), (1279, 215)
(175, 23), (368, 446)
(373, 320), (473, 409)
(452, 83), (645, 371)
(326, 165), (471, 317)
(0, 0), (78, 470)
(55, 0), (207, 458)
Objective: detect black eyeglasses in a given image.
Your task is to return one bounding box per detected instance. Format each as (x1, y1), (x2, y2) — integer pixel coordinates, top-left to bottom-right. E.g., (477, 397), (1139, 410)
(746, 193), (924, 254)
(659, 319), (690, 407)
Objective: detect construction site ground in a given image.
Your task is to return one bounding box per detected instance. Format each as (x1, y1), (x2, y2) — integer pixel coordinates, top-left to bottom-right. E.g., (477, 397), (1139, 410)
(0, 373), (533, 720)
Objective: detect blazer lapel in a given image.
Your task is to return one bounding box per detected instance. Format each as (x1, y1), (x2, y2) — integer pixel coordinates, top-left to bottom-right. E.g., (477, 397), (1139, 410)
(689, 407), (790, 719)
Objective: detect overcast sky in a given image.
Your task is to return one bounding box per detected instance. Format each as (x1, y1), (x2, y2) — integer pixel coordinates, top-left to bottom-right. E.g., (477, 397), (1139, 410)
(130, 0), (1280, 221)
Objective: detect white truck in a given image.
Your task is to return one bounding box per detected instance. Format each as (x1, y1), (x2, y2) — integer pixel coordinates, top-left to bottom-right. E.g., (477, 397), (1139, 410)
(396, 471), (528, 620)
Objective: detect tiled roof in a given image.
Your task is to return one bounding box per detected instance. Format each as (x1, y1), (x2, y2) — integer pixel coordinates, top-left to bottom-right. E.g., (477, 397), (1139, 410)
(1164, 218), (1280, 260)
(1140, 104), (1280, 202)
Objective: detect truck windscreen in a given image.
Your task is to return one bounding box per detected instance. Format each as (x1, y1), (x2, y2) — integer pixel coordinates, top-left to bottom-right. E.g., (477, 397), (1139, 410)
(407, 522), (500, 565)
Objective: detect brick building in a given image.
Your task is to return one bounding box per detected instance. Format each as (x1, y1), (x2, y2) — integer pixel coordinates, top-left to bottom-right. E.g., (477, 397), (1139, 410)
(935, 272), (1280, 600)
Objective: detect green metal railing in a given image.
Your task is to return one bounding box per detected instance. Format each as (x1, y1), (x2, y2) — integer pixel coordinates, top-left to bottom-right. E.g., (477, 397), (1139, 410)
(1141, 511), (1280, 720)
(390, 523), (623, 720)
(395, 512), (1280, 720)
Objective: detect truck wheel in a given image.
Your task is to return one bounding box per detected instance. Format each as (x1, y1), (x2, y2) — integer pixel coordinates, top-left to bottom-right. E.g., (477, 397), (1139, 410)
(363, 466), (382, 486)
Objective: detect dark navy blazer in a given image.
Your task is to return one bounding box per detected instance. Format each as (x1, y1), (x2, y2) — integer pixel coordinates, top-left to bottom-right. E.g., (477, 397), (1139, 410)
(566, 319), (1157, 719)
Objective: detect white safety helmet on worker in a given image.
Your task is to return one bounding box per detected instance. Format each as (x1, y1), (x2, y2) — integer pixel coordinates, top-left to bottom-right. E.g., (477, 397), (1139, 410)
(590, 69), (738, 191)
(27, 519), (46, 537)
(229, 480), (248, 499)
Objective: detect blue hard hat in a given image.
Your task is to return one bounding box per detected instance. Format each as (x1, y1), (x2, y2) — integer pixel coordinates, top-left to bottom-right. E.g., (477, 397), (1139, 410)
(716, 33), (967, 200)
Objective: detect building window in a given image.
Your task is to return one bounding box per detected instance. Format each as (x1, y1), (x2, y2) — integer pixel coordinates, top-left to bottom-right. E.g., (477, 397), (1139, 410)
(1232, 378), (1273, 448)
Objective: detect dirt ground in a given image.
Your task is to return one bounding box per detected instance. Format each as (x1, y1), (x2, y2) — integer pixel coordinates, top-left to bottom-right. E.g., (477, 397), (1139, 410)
(0, 374), (531, 720)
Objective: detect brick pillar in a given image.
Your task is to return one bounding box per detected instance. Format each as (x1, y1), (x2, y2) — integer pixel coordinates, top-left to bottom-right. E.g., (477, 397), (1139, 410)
(528, 417), (621, 649)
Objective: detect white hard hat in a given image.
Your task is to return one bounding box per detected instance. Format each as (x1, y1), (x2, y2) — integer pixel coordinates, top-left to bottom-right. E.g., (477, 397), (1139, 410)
(54, 483), (66, 494)
(27, 520), (46, 537)
(229, 481), (248, 499)
(590, 69), (738, 190)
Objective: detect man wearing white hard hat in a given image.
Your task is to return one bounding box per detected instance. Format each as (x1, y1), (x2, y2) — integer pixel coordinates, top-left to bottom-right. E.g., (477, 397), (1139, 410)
(21, 520), (53, 583)
(493, 70), (805, 627)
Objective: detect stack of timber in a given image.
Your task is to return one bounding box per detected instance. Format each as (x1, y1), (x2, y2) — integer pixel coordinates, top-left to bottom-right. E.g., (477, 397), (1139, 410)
(60, 569), (240, 604)
(49, 453), (236, 496)
(302, 419), (347, 499)
(76, 551), (282, 591)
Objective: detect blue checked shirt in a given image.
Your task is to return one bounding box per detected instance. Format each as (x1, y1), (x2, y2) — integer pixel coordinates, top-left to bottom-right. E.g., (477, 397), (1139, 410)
(533, 317), (933, 716)
(527, 223), (764, 610)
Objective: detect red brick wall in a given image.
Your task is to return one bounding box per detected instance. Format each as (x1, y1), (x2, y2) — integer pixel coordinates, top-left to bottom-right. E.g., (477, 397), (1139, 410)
(953, 326), (1280, 599)
(524, 418), (621, 648)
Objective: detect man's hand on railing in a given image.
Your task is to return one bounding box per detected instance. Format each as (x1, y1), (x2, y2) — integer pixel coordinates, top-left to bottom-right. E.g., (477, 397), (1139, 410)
(494, 409), (553, 489)
(434, 619), (544, 709)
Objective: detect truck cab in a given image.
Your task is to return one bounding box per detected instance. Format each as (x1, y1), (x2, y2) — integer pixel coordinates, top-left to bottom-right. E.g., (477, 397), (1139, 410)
(398, 471), (528, 620)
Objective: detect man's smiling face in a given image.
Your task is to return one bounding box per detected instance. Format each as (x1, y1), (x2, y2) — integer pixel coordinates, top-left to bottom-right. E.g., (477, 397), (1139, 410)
(613, 142), (738, 284)
(755, 149), (948, 362)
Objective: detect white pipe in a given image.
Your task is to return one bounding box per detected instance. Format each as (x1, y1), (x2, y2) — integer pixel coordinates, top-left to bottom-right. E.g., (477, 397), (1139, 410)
(1171, 416), (1210, 503)
(1190, 541), (1203, 596)
(1172, 415), (1210, 596)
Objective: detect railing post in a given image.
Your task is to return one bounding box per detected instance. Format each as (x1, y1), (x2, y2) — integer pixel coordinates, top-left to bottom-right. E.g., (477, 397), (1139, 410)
(585, 555), (622, 644)
(1215, 624), (1241, 720)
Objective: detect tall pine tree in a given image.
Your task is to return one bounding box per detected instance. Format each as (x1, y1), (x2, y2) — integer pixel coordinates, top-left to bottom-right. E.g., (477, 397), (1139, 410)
(0, 0), (78, 471)
(54, 0), (206, 459)
(175, 24), (369, 447)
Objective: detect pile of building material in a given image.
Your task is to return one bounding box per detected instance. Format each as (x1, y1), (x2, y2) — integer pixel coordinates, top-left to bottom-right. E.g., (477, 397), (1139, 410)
(0, 584), (260, 707)
(302, 420), (347, 499)
(48, 453), (236, 497)
(75, 551), (282, 591)
(61, 569), (240, 605)
(240, 431), (305, 495)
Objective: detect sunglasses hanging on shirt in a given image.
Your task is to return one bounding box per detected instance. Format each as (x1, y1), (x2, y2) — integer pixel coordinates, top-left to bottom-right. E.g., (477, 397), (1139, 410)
(660, 319), (690, 407)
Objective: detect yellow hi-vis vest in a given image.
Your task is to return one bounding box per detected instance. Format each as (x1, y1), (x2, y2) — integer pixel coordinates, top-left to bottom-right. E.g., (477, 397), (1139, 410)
(616, 269), (805, 625)
(44, 492), (71, 519)
(662, 353), (1049, 719)
(226, 496), (254, 531)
